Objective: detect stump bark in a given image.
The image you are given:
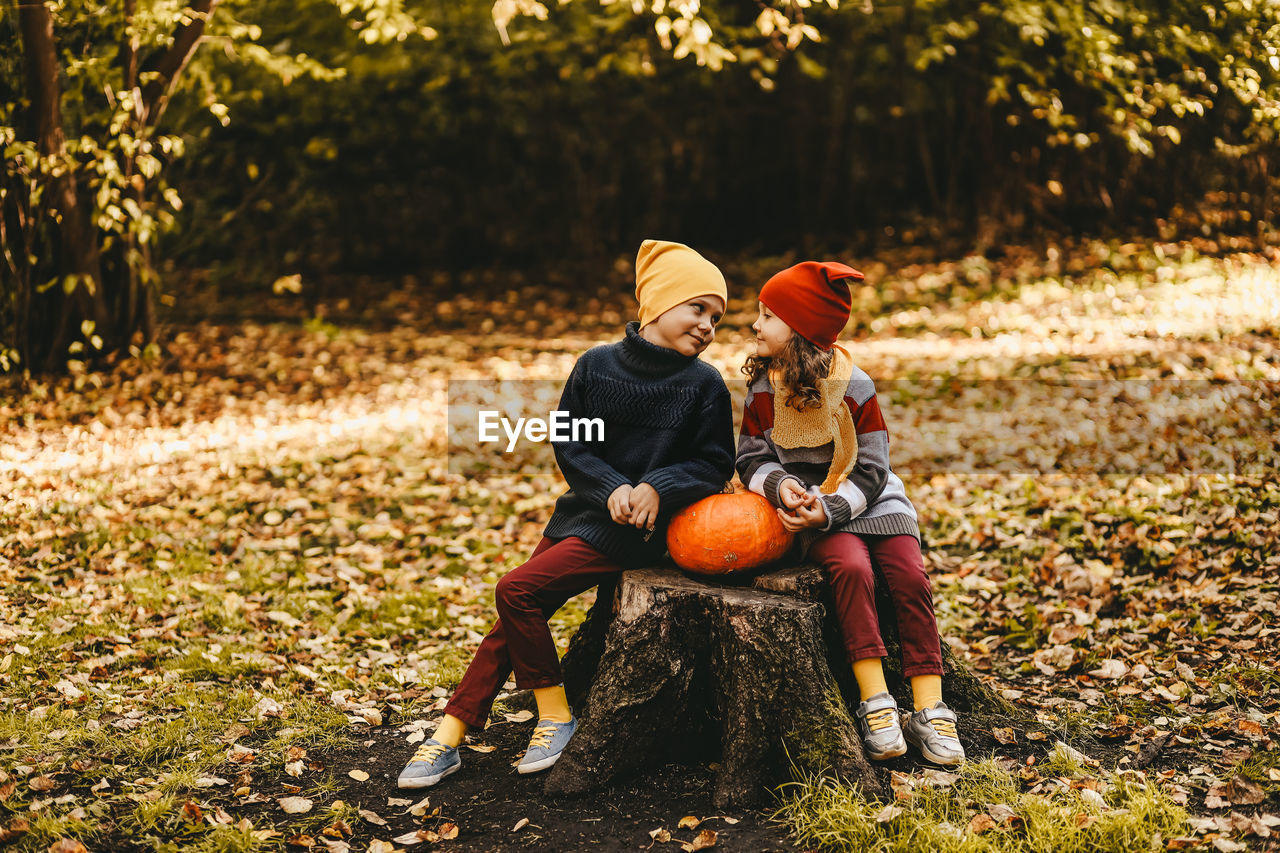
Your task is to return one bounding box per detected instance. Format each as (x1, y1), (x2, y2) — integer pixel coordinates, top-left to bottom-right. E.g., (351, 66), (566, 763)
(544, 563), (1017, 808)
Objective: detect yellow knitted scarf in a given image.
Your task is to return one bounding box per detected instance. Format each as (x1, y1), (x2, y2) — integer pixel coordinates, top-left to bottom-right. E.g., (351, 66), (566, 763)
(770, 345), (858, 494)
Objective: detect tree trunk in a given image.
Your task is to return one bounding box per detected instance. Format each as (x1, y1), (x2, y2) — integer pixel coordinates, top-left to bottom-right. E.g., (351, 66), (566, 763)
(11, 0), (220, 373)
(19, 0), (110, 372)
(547, 563), (1017, 808)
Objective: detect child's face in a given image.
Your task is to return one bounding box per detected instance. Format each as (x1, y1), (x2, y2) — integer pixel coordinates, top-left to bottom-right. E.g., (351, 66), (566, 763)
(751, 302), (793, 357)
(643, 295), (725, 356)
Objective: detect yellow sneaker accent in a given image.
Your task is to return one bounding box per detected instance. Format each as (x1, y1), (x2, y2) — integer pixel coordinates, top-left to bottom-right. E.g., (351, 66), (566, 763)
(853, 658), (888, 702)
(410, 740), (448, 764)
(527, 723), (557, 750)
(911, 674), (943, 712)
(865, 707), (898, 733)
(925, 706), (958, 739)
(533, 685), (573, 724)
(432, 714), (467, 748)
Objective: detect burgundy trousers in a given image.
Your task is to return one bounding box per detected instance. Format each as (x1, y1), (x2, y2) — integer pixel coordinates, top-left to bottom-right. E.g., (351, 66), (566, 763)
(809, 532), (944, 678)
(443, 536), (622, 729)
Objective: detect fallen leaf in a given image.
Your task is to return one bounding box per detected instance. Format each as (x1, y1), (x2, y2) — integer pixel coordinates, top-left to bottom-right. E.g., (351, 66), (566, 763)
(387, 798), (412, 807)
(875, 804), (903, 822)
(992, 727), (1017, 745)
(278, 796), (314, 815)
(286, 835), (315, 848)
(649, 828), (671, 842)
(920, 769), (960, 787)
(1088, 659), (1128, 679)
(987, 803), (1022, 828)
(285, 761), (304, 777)
(406, 730), (425, 745)
(182, 801), (203, 823)
(678, 816), (701, 830)
(348, 769), (370, 782)
(464, 744), (496, 753)
(356, 708), (383, 727)
(359, 808), (387, 826)
(1226, 776), (1266, 806)
(512, 818), (529, 831)
(367, 841), (395, 853)
(0, 819), (29, 844)
(47, 840), (87, 853)
(324, 818), (352, 837)
(1079, 789), (1106, 809)
(889, 770), (915, 800)
(682, 829), (717, 851)
(28, 775), (57, 792)
(438, 822), (459, 840)
(392, 830), (431, 845)
(968, 814), (997, 834)
(503, 709), (535, 723)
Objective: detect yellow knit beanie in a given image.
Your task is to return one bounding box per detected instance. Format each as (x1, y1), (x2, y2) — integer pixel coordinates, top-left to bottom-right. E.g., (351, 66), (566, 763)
(634, 240), (728, 328)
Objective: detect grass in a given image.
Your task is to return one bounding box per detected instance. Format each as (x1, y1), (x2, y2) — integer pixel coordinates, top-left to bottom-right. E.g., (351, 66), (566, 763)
(774, 747), (1190, 853)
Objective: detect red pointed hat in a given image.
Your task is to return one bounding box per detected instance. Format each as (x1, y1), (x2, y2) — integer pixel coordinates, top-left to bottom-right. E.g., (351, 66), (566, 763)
(758, 261), (864, 349)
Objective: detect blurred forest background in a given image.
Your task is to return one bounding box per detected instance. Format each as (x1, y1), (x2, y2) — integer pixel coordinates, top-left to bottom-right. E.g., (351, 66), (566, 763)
(3, 4), (1280, 850)
(2, 0), (1278, 373)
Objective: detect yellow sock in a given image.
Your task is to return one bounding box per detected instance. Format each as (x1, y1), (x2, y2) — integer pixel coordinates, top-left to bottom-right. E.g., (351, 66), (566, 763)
(432, 714), (468, 748)
(852, 658), (888, 701)
(533, 684), (573, 724)
(911, 674), (943, 711)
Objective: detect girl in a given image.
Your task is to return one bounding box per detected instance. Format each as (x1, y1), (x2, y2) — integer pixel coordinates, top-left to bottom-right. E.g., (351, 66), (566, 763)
(736, 261), (964, 766)
(399, 240), (736, 788)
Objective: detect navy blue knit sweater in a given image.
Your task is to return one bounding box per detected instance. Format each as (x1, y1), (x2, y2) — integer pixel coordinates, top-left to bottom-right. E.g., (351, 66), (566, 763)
(543, 321), (735, 566)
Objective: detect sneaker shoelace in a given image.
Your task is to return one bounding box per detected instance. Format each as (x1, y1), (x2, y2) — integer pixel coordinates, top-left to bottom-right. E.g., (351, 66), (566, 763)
(866, 707), (898, 733)
(411, 741), (448, 765)
(527, 724), (557, 751)
(929, 717), (959, 740)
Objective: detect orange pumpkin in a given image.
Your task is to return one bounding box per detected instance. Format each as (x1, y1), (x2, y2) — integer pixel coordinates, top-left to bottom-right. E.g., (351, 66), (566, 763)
(667, 489), (795, 575)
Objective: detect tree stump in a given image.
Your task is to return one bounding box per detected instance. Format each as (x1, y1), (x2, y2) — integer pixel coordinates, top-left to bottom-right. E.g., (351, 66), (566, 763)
(544, 563), (1018, 808)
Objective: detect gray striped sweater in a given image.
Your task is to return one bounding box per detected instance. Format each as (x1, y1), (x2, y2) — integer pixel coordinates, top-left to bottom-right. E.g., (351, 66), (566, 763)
(736, 365), (919, 555)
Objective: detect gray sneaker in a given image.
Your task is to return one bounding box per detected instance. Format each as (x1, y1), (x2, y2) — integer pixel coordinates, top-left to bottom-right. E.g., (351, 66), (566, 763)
(397, 738), (461, 788)
(903, 701), (965, 766)
(516, 717), (577, 775)
(855, 692), (907, 760)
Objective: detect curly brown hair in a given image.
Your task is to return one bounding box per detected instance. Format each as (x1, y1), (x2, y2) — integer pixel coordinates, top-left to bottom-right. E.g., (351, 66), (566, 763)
(742, 334), (832, 412)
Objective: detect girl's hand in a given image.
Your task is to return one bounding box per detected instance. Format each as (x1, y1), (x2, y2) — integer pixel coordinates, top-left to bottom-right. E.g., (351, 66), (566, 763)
(778, 478), (810, 510)
(607, 484), (633, 524)
(628, 483), (660, 532)
(777, 499), (827, 532)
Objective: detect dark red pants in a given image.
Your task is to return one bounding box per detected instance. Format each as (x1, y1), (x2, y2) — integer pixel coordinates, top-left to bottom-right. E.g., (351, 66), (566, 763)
(809, 532), (944, 678)
(444, 536), (621, 729)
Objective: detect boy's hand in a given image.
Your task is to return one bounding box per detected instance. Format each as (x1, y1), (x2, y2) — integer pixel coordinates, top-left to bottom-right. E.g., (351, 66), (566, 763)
(777, 498), (827, 532)
(607, 484), (633, 524)
(778, 478), (810, 510)
(629, 483), (660, 532)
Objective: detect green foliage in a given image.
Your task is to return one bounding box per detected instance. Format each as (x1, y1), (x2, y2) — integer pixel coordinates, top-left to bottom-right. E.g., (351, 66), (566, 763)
(168, 0), (1280, 290)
